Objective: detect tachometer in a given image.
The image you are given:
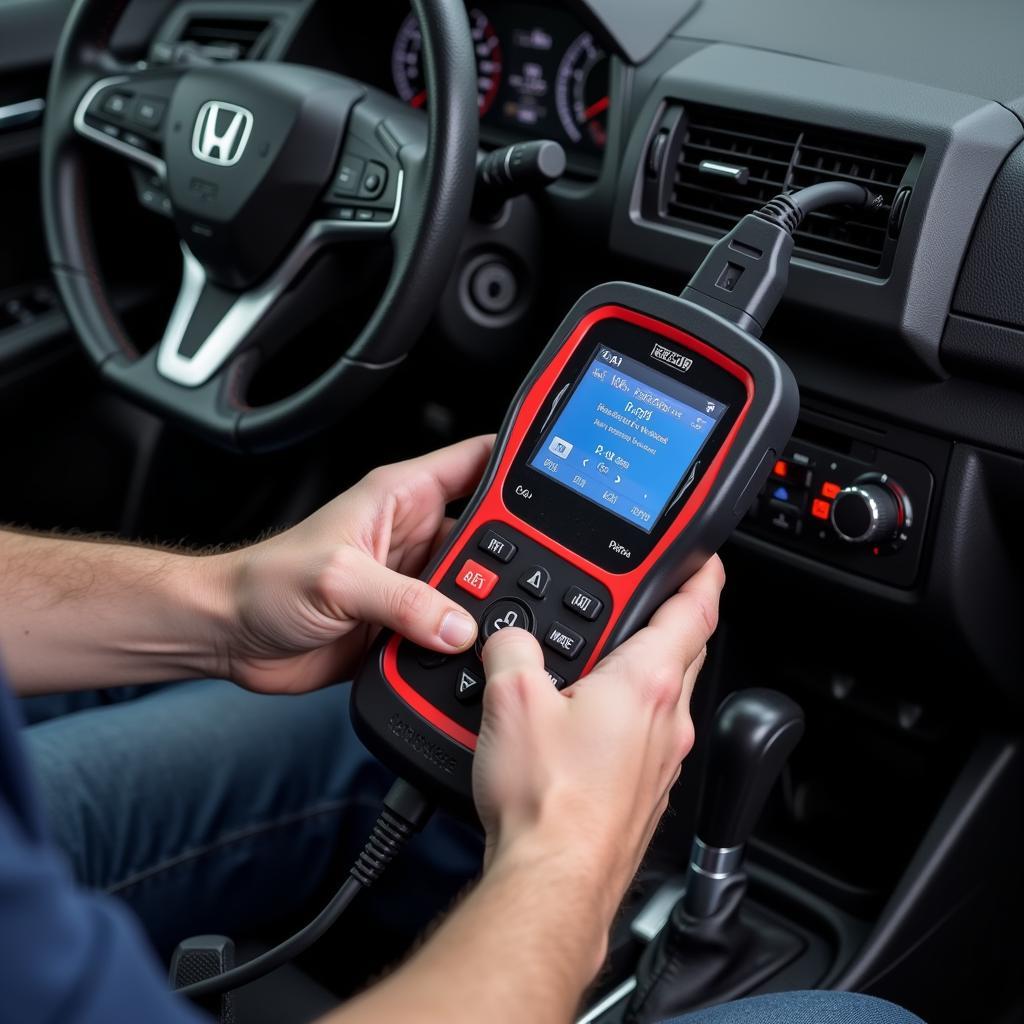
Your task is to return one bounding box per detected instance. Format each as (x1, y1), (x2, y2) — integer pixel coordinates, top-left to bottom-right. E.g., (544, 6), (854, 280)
(555, 32), (609, 151)
(392, 9), (503, 117)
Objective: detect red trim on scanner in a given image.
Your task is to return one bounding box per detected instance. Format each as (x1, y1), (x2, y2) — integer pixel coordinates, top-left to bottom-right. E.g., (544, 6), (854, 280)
(382, 305), (755, 751)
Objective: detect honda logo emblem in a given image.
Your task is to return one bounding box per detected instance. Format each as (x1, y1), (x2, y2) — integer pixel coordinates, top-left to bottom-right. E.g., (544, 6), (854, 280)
(192, 101), (253, 166)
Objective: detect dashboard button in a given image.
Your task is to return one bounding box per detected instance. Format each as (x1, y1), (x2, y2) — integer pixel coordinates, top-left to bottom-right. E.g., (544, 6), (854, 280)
(563, 586), (602, 621)
(544, 621), (585, 660)
(518, 565), (550, 598)
(767, 503), (802, 535)
(455, 559), (498, 600)
(455, 667), (484, 704)
(481, 598), (533, 640)
(478, 529), (517, 564)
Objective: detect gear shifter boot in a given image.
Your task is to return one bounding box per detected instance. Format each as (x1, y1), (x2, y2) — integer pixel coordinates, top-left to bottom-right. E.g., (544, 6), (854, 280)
(624, 875), (804, 1024)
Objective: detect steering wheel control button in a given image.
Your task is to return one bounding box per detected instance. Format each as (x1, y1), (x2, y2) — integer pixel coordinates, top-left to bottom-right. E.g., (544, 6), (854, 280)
(133, 97), (166, 130)
(101, 92), (130, 118)
(359, 161), (388, 199)
(564, 586), (603, 621)
(544, 621), (585, 661)
(478, 530), (517, 564)
(455, 559), (499, 600)
(481, 599), (534, 641)
(455, 667), (485, 704)
(332, 156), (365, 197)
(545, 667), (567, 690)
(518, 565), (550, 599)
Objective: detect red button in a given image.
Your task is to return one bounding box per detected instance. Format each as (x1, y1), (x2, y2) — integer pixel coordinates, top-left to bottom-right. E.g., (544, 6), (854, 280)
(811, 498), (831, 520)
(821, 481), (841, 499)
(455, 559), (498, 599)
(772, 460), (788, 478)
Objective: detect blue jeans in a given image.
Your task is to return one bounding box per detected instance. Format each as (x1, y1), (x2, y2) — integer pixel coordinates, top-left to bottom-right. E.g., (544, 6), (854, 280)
(20, 687), (924, 1024)
(664, 991), (924, 1022)
(21, 680), (484, 956)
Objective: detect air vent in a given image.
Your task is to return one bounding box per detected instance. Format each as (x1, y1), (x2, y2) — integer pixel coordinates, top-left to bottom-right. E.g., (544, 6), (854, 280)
(662, 103), (918, 272)
(178, 16), (274, 60)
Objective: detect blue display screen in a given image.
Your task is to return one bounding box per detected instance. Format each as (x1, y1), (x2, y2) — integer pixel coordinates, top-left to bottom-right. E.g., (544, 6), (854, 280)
(529, 346), (727, 533)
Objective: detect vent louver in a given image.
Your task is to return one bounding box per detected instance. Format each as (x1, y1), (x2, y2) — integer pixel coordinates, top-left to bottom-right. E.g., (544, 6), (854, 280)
(178, 16), (274, 60)
(666, 103), (917, 272)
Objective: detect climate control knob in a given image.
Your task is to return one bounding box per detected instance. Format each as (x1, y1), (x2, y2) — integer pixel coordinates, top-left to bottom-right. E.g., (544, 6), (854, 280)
(830, 483), (900, 544)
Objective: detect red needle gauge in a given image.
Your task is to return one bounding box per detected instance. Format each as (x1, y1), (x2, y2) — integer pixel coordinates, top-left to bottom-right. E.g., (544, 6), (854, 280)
(583, 95), (610, 122)
(410, 90), (427, 109)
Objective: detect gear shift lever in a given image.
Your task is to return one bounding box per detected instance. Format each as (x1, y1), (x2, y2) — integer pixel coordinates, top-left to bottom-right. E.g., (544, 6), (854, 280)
(683, 688), (804, 917)
(624, 689), (805, 1024)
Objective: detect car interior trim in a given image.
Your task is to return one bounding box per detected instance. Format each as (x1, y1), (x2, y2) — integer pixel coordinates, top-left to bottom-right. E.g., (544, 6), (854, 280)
(0, 97), (45, 132)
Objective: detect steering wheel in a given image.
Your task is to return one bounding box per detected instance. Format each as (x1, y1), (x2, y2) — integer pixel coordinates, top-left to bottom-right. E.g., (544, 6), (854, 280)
(41, 0), (478, 452)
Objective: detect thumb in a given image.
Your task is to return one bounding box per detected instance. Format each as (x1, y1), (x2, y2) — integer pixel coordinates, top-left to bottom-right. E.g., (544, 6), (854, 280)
(340, 549), (478, 653)
(480, 627), (552, 713)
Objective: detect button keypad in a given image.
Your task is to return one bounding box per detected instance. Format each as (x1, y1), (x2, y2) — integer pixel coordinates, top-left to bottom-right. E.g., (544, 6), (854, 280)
(455, 667), (484, 704)
(455, 559), (498, 600)
(518, 565), (550, 599)
(544, 621), (585, 660)
(396, 521), (612, 737)
(478, 529), (517, 563)
(481, 598), (534, 640)
(564, 586), (603, 621)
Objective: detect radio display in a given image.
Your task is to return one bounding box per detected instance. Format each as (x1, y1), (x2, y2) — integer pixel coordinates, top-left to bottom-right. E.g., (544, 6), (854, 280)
(529, 346), (727, 533)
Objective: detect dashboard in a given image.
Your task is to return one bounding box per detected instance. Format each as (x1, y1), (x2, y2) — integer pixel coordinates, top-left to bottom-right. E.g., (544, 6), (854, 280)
(310, 1), (612, 175)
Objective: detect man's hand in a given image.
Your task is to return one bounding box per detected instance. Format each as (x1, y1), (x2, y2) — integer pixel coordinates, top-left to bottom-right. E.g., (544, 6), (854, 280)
(474, 556), (725, 934)
(218, 436), (493, 694)
(325, 557), (725, 1024)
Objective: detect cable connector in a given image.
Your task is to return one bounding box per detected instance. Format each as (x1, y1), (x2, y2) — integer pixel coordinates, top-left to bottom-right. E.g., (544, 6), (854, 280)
(352, 779), (434, 887)
(681, 181), (882, 337)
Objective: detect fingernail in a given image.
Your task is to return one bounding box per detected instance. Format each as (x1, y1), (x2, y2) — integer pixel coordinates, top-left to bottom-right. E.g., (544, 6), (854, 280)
(440, 610), (476, 649)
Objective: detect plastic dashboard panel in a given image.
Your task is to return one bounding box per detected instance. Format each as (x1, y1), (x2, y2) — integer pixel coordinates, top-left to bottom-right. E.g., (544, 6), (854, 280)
(609, 44), (1023, 376)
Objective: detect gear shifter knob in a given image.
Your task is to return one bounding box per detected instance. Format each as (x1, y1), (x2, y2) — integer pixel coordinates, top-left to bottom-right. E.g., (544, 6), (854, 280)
(698, 688), (805, 848)
(683, 688), (803, 916)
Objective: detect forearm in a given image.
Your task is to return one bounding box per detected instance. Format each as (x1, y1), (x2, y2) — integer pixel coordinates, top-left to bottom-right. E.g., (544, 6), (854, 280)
(0, 530), (232, 695)
(325, 838), (616, 1024)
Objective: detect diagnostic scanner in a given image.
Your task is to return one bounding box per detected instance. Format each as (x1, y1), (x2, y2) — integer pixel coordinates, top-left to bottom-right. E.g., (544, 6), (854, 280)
(352, 281), (798, 813)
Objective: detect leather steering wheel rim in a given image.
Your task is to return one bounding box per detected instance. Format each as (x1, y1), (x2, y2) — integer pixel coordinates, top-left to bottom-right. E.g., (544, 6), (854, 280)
(41, 0), (479, 452)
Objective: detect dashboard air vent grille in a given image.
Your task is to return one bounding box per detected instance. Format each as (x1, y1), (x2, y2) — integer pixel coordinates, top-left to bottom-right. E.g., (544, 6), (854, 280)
(178, 16), (274, 60)
(667, 103), (917, 271)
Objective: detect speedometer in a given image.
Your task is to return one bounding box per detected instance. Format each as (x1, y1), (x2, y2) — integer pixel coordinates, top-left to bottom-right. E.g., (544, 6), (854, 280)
(555, 32), (609, 151)
(392, 9), (503, 117)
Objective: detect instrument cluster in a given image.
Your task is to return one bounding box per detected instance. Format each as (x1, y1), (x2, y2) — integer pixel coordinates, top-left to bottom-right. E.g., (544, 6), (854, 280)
(389, 3), (611, 161)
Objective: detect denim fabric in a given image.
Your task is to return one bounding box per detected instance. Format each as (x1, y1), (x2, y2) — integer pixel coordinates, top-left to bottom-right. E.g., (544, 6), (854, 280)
(663, 991), (925, 1023)
(21, 679), (484, 956)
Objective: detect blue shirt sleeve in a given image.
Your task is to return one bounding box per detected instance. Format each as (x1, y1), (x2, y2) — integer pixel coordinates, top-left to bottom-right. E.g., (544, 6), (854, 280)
(0, 677), (209, 1024)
